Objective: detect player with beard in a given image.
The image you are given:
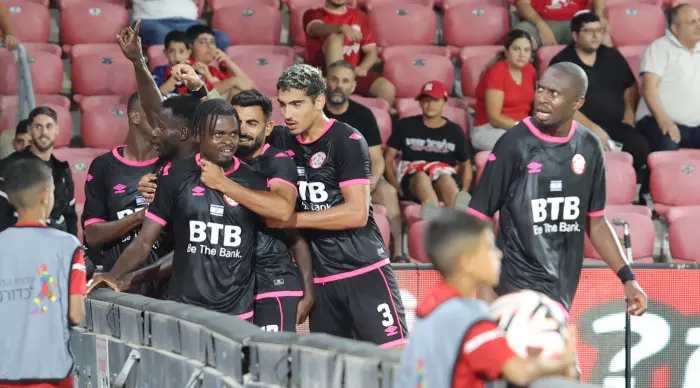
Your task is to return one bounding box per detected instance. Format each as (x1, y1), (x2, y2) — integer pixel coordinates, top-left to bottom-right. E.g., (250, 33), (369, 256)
(89, 100), (267, 319)
(267, 64), (407, 347)
(201, 89), (314, 331)
(467, 62), (647, 317)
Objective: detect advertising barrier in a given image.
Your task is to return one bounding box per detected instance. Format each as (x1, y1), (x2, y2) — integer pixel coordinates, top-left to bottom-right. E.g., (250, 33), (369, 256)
(389, 264), (700, 388)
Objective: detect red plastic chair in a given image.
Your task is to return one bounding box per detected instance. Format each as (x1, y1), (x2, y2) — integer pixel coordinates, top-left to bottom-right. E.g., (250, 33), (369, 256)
(0, 49), (63, 95)
(650, 157), (700, 216)
(605, 157), (637, 205)
(60, 2), (129, 53)
(408, 220), (430, 263)
(459, 46), (502, 107)
(212, 4), (282, 45)
(668, 212), (700, 264)
(605, 4), (665, 47)
(368, 4), (436, 47)
(225, 45), (295, 95)
(384, 53), (454, 99)
(443, 4), (510, 56)
(0, 95), (70, 111)
(72, 51), (137, 102)
(2, 0), (51, 43)
(536, 45), (566, 75)
(53, 147), (110, 204)
(583, 210), (655, 262)
(80, 104), (130, 149)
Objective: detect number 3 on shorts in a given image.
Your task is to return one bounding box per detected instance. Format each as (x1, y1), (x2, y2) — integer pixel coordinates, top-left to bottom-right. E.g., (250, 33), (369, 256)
(377, 303), (394, 327)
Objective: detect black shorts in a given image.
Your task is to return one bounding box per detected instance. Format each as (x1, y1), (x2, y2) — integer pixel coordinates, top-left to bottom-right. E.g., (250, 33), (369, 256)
(309, 264), (408, 347)
(400, 172), (462, 202)
(253, 294), (300, 332)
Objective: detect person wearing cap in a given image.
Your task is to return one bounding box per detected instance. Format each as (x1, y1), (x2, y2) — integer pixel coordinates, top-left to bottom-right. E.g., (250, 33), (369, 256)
(384, 81), (473, 220)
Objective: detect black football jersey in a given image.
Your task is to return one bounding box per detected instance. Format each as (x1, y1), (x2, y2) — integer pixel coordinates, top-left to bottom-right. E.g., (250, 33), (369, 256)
(145, 154), (267, 316)
(247, 144), (301, 294)
(467, 118), (606, 310)
(82, 147), (172, 270)
(267, 120), (389, 278)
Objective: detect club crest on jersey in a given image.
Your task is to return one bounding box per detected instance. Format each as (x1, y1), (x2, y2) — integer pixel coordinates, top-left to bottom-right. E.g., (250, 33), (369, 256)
(309, 152), (327, 169)
(223, 195), (239, 207)
(571, 154), (586, 175)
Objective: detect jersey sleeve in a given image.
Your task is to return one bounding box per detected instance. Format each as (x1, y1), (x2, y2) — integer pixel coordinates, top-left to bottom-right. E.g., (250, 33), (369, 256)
(267, 153), (299, 193)
(587, 140), (606, 216)
(145, 168), (181, 226)
(467, 134), (520, 220)
(359, 11), (375, 47)
(69, 247), (87, 296)
(457, 321), (517, 381)
(82, 159), (109, 227)
(335, 130), (371, 186)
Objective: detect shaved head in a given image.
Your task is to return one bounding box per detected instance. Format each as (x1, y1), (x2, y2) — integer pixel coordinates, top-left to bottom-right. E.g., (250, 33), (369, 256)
(532, 62), (587, 132)
(546, 62), (588, 98)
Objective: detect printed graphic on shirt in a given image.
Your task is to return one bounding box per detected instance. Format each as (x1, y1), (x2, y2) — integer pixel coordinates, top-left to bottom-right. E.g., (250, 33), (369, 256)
(31, 264), (59, 314)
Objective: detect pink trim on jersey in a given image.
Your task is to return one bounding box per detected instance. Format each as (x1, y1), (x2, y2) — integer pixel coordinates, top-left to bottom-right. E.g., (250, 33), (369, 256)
(276, 297), (284, 332)
(378, 266), (405, 340)
(295, 119), (336, 144)
(112, 146), (160, 167)
(380, 338), (409, 348)
(259, 143), (271, 155)
(268, 178), (299, 194)
(339, 178), (370, 188)
(466, 207), (492, 221)
(84, 218), (106, 226)
(523, 117), (576, 144)
(314, 258), (390, 284)
(237, 310), (254, 320)
(588, 209), (605, 217)
(254, 290), (304, 300)
(145, 210), (167, 226)
(162, 162), (172, 176)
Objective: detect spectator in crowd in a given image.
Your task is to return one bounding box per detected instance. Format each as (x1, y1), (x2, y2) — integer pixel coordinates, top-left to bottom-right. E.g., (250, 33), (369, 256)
(12, 119), (31, 153)
(0, 2), (19, 50)
(472, 30), (537, 152)
(152, 30), (193, 96)
(384, 81), (472, 221)
(183, 24), (254, 100)
(637, 4), (700, 151)
(515, 0), (611, 48)
(132, 0), (229, 50)
(550, 12), (649, 189)
(0, 106), (78, 235)
(304, 0), (396, 105)
(323, 60), (403, 261)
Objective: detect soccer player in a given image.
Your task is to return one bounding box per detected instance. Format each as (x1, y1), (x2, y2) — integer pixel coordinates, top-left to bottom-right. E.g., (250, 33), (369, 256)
(267, 64), (407, 347)
(396, 210), (576, 387)
(90, 100), (266, 320)
(466, 62), (648, 315)
(0, 159), (86, 387)
(198, 89), (314, 331)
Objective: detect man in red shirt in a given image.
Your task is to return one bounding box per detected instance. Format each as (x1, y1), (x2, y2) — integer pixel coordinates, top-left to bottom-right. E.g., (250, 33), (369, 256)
(396, 210), (577, 387)
(304, 0), (396, 105)
(514, 0), (612, 48)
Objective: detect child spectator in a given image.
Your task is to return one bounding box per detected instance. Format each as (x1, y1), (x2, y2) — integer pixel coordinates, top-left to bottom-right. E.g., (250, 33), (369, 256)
(151, 30), (192, 96)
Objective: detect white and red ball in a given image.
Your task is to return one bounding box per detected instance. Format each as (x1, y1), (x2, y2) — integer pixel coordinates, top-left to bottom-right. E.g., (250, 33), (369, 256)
(490, 290), (570, 361)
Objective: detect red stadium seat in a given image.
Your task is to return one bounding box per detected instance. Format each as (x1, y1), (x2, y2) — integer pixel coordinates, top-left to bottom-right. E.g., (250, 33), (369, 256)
(57, 0), (129, 8)
(605, 157), (637, 205)
(1, 0), (50, 43)
(647, 149), (700, 169)
(146, 44), (168, 71)
(0, 103), (73, 147)
(650, 157), (700, 215)
(70, 44), (123, 62)
(441, 0), (507, 9)
(351, 95), (392, 111)
(368, 5), (436, 47)
(53, 147), (110, 204)
(81, 104), (129, 149)
(395, 99), (469, 135)
(374, 204), (388, 217)
(374, 212), (391, 249)
(225, 45), (295, 96)
(19, 43), (62, 57)
(617, 45), (645, 85)
(212, 5), (281, 46)
(402, 203), (423, 228)
(367, 106), (392, 146)
(605, 151), (634, 165)
(383, 53), (453, 99)
(666, 205), (700, 225)
(0, 49), (63, 94)
(408, 220), (430, 263)
(474, 150), (491, 184)
(605, 4), (665, 47)
(443, 4), (510, 55)
(209, 0), (279, 12)
(668, 212), (700, 263)
(60, 2), (129, 53)
(536, 45), (566, 75)
(381, 45), (451, 62)
(0, 94), (70, 111)
(21, 0), (50, 6)
(289, 7), (312, 48)
(606, 204), (653, 218)
(459, 46), (502, 107)
(72, 51), (137, 101)
(76, 95), (130, 112)
(364, 0), (434, 11)
(583, 211), (655, 262)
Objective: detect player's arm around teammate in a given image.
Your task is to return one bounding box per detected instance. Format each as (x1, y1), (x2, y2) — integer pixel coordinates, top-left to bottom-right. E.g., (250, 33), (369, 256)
(285, 228), (315, 324)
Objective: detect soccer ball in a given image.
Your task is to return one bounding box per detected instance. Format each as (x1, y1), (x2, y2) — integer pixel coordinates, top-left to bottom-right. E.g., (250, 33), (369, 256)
(490, 290), (569, 361)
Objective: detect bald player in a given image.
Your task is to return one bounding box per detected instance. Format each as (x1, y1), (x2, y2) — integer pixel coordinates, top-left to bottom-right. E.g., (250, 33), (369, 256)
(466, 62), (648, 316)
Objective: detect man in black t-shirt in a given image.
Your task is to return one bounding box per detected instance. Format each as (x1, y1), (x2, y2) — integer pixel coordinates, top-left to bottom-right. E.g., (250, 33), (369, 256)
(268, 64), (407, 347)
(466, 62), (647, 315)
(91, 100), (265, 319)
(549, 12), (650, 196)
(323, 60), (403, 261)
(384, 81), (473, 221)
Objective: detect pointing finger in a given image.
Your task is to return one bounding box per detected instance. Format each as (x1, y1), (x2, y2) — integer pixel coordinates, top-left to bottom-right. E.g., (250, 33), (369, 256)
(133, 19), (142, 36)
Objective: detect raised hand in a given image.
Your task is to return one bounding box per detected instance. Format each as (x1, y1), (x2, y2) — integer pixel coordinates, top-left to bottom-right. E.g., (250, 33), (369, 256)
(171, 63), (205, 91)
(117, 19), (144, 63)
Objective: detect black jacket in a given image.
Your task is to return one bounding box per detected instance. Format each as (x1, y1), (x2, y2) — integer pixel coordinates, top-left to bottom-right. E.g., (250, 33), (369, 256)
(0, 148), (78, 235)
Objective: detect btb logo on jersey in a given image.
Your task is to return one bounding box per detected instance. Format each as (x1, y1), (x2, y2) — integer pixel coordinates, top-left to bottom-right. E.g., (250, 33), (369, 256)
(187, 220), (242, 258)
(531, 196), (582, 236)
(298, 181), (330, 211)
(571, 154), (586, 175)
(223, 195), (239, 207)
(309, 152), (327, 169)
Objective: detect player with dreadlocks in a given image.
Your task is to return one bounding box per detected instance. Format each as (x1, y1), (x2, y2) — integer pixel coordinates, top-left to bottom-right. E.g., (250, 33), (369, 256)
(90, 99), (267, 319)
